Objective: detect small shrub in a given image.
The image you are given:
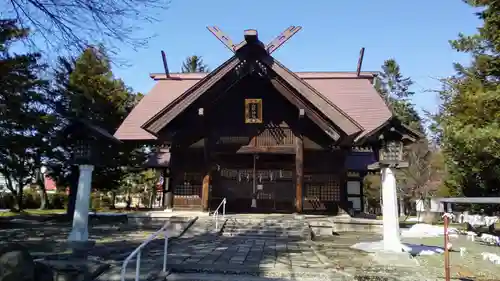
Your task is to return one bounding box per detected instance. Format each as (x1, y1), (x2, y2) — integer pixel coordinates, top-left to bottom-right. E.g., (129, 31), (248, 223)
(100, 195), (113, 209)
(90, 193), (101, 211)
(22, 189), (41, 209)
(0, 193), (14, 209)
(49, 192), (68, 209)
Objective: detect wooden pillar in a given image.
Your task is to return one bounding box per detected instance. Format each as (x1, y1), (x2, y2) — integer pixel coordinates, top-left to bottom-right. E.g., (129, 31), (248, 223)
(339, 149), (350, 215)
(164, 150), (175, 210)
(161, 168), (168, 207)
(201, 137), (211, 212)
(295, 109), (305, 213)
(200, 107), (210, 212)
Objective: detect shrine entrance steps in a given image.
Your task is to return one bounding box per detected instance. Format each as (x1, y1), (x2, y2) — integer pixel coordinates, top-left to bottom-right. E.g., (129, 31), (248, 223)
(220, 214), (311, 240)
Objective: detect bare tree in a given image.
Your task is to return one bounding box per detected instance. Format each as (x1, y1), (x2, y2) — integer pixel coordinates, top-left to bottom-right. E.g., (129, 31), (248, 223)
(401, 140), (444, 222)
(3, 0), (170, 56)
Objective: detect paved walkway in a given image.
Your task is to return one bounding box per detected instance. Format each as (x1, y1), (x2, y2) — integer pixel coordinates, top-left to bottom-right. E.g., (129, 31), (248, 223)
(167, 236), (324, 271)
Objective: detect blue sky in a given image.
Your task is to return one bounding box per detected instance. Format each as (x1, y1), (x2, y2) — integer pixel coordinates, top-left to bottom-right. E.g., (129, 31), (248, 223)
(112, 0), (481, 117)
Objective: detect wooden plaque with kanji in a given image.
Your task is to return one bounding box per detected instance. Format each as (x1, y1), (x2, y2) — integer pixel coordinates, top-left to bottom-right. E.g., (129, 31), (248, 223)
(244, 99), (263, 124)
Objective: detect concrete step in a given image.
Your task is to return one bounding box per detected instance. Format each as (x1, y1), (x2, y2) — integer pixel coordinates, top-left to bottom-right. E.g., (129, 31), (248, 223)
(222, 218), (311, 240)
(224, 229), (306, 234)
(164, 272), (355, 281)
(96, 259), (164, 281)
(222, 232), (307, 238)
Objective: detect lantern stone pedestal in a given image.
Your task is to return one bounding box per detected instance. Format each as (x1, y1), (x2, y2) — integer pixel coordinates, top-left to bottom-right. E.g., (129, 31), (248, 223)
(381, 167), (409, 252)
(68, 164), (94, 242)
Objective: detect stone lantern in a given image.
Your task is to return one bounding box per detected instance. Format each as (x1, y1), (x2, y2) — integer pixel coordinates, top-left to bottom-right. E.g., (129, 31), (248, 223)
(363, 118), (420, 253)
(65, 119), (121, 243)
(371, 128), (408, 169)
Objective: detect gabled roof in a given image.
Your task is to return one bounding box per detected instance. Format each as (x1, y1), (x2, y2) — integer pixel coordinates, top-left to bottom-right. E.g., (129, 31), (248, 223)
(354, 116), (424, 145)
(142, 56), (241, 134)
(262, 58), (362, 136)
(114, 70), (392, 141)
(140, 51), (365, 138)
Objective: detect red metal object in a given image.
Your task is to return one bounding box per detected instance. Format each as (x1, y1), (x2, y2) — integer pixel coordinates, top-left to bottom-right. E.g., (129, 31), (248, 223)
(444, 215), (451, 281)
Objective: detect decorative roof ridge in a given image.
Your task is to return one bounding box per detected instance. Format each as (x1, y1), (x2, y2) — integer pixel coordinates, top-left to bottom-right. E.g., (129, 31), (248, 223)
(149, 71), (379, 81)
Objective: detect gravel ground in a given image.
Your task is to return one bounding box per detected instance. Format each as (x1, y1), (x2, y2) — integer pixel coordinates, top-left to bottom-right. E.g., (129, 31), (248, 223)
(313, 232), (500, 281)
(403, 235), (500, 280)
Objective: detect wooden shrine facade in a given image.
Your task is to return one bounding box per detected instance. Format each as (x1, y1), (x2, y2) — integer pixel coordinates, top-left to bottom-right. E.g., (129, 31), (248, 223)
(114, 26), (419, 214)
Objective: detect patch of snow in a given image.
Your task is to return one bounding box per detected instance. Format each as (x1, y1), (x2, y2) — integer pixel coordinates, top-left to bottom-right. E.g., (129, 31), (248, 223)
(351, 240), (447, 256)
(482, 252), (500, 265)
(401, 223), (458, 238)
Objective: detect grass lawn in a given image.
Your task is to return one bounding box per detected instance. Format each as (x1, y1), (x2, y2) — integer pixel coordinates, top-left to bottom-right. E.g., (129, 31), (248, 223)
(0, 209), (66, 217)
(0, 208), (137, 217)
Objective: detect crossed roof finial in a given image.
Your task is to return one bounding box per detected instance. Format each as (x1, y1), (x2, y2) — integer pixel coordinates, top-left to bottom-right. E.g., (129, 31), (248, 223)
(206, 26), (302, 54)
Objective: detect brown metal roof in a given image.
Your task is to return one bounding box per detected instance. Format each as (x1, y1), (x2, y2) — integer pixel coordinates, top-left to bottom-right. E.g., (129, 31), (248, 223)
(115, 72), (391, 141)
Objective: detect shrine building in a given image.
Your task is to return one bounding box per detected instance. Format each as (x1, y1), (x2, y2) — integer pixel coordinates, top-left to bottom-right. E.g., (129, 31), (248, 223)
(114, 26), (419, 215)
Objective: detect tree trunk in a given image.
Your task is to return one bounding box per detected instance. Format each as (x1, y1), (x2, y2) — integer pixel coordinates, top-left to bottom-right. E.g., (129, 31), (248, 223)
(14, 183), (24, 212)
(125, 191), (132, 210)
(37, 176), (48, 210)
(399, 196), (405, 216)
(149, 191), (154, 209)
(39, 187), (48, 210)
(110, 191), (116, 209)
(421, 197), (438, 224)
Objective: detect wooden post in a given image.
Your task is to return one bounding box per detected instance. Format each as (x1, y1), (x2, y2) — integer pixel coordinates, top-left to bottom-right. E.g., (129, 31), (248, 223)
(202, 137), (211, 212)
(161, 168), (168, 207)
(200, 107), (211, 212)
(295, 109), (305, 213)
(164, 151), (175, 210)
(295, 135), (303, 213)
(443, 212), (451, 281)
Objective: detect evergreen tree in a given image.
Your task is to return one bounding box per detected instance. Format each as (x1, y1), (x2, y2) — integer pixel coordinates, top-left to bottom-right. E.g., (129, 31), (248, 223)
(368, 59), (443, 216)
(47, 46), (145, 217)
(0, 19), (52, 211)
(181, 55), (209, 73)
(432, 0), (500, 197)
(375, 59), (424, 133)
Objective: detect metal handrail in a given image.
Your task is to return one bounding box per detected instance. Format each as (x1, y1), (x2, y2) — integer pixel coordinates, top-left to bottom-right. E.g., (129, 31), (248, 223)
(213, 198), (227, 231)
(120, 222), (169, 281)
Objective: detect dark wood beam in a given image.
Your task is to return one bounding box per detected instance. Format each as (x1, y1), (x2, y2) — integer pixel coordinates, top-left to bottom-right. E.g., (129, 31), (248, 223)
(143, 57), (241, 134)
(236, 146), (295, 154)
(201, 137), (210, 212)
(263, 58), (363, 136)
(207, 26), (237, 53)
(270, 78), (341, 141)
(266, 26), (302, 54)
(165, 149), (176, 210)
(201, 112), (211, 212)
(295, 116), (304, 213)
(244, 29), (259, 44)
(356, 47), (365, 77)
(161, 51), (170, 78)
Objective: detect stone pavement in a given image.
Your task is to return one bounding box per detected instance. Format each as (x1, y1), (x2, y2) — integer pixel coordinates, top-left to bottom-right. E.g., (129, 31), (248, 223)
(167, 236), (324, 272)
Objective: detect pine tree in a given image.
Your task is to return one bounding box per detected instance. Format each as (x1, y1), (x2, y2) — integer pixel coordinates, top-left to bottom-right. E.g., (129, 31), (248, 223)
(0, 19), (52, 211)
(375, 59), (424, 133)
(181, 55), (209, 73)
(432, 0), (500, 197)
(47, 46), (145, 216)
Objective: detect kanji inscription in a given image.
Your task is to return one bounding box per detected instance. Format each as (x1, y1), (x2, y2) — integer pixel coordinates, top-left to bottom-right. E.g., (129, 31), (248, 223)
(244, 98), (263, 124)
